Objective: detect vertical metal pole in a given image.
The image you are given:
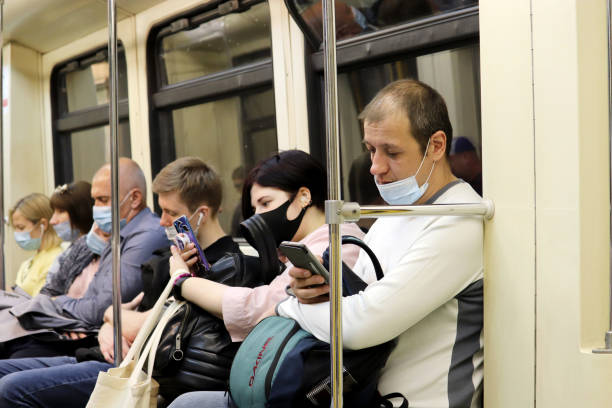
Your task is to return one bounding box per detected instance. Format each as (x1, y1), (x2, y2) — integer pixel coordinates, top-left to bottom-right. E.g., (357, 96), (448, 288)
(605, 0), (612, 344)
(322, 0), (343, 406)
(608, 0), (612, 336)
(595, 0), (612, 354)
(0, 0), (5, 290)
(108, 0), (123, 365)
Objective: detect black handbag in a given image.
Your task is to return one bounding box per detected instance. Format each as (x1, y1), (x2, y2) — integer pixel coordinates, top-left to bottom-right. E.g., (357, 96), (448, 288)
(152, 237), (284, 400)
(153, 302), (239, 400)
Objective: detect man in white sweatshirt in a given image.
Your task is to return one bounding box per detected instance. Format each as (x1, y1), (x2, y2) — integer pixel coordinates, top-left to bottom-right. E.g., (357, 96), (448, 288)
(278, 79), (484, 408)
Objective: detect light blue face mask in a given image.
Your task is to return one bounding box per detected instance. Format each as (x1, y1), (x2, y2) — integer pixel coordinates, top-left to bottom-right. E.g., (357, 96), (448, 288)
(92, 192), (132, 234)
(14, 224), (43, 251)
(164, 210), (204, 243)
(375, 138), (435, 205)
(86, 226), (108, 255)
(52, 220), (80, 242)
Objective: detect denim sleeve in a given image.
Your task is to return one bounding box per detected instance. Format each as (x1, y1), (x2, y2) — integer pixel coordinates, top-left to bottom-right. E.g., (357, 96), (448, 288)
(54, 228), (167, 327)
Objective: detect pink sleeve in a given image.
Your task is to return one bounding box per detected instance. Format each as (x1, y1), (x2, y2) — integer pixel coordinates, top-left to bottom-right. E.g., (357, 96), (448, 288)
(221, 223), (364, 341)
(221, 272), (291, 341)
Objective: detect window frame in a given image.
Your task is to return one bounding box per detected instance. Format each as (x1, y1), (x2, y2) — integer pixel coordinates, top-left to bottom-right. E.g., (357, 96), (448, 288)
(300, 5), (480, 162)
(50, 44), (130, 185)
(147, 0), (275, 178)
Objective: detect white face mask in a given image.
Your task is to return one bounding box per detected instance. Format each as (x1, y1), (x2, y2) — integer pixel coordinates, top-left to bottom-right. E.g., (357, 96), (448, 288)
(375, 138), (435, 205)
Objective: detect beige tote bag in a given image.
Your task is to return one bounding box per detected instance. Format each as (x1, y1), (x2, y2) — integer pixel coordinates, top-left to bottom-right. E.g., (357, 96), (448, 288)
(86, 271), (187, 408)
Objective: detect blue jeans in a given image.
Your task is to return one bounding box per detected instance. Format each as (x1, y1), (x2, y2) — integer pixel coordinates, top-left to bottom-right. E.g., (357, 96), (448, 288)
(0, 356), (112, 408)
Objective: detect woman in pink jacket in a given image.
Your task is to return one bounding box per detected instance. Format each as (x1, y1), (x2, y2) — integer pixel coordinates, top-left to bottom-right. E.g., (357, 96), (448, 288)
(169, 150), (364, 344)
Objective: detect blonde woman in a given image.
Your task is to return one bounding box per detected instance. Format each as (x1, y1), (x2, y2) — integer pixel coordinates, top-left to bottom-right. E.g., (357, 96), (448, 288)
(10, 193), (63, 296)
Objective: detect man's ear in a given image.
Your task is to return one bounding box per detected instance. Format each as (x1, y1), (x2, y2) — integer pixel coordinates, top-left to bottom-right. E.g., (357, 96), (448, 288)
(429, 130), (448, 161)
(195, 205), (211, 223)
(131, 190), (144, 208)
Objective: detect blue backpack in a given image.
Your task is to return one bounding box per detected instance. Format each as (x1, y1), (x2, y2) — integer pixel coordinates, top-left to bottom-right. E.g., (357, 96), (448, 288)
(229, 236), (407, 408)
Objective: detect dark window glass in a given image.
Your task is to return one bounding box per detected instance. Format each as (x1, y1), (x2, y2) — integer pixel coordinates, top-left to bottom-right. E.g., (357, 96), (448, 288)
(52, 45), (131, 185)
(158, 2), (272, 86)
(170, 87), (277, 234)
(287, 0), (478, 46)
(149, 1), (276, 238)
(338, 44), (481, 211)
(58, 49), (128, 113)
(69, 122), (131, 183)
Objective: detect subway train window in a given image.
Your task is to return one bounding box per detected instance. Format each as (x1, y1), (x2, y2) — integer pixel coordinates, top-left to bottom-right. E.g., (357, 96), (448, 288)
(337, 44), (481, 206)
(69, 122), (132, 184)
(286, 0), (478, 47)
(149, 0), (277, 236)
(62, 50), (128, 112)
(51, 45), (130, 185)
(158, 2), (271, 85)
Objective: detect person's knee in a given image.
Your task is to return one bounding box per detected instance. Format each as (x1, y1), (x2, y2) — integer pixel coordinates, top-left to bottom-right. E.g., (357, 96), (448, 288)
(0, 373), (28, 407)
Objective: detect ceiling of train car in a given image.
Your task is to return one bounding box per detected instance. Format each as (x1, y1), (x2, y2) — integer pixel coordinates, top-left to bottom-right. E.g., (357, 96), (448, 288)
(3, 0), (166, 53)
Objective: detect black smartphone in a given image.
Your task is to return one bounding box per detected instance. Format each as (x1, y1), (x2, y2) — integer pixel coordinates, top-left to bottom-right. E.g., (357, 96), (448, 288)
(279, 241), (330, 283)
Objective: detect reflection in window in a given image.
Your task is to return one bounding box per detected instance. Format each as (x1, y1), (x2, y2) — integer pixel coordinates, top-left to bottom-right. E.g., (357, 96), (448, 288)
(170, 87), (277, 234)
(70, 122), (131, 183)
(338, 44), (481, 208)
(288, 0), (478, 45)
(159, 2), (272, 85)
(60, 50), (128, 113)
(52, 45), (131, 185)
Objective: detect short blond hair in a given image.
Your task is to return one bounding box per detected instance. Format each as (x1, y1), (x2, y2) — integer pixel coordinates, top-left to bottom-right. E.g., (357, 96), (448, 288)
(152, 157), (222, 215)
(9, 193), (62, 249)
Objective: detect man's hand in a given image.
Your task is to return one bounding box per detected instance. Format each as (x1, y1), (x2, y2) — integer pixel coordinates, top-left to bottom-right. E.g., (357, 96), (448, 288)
(98, 322), (130, 364)
(63, 331), (88, 340)
(169, 244), (197, 277)
(103, 292), (145, 324)
(122, 292), (144, 310)
(288, 264), (330, 304)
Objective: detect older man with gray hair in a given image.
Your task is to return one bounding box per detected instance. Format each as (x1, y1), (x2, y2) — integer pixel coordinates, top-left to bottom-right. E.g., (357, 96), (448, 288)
(1, 158), (167, 359)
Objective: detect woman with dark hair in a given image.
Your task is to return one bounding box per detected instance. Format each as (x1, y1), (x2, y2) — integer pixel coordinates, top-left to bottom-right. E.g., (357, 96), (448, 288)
(49, 181), (94, 241)
(166, 150), (365, 408)
(40, 182), (108, 299)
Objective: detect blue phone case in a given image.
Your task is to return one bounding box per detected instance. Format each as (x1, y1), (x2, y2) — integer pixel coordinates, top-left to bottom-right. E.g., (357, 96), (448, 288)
(173, 215), (211, 275)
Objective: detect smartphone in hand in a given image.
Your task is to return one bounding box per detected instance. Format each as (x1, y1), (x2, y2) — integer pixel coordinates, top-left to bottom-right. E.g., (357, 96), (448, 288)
(279, 241), (330, 284)
(171, 215), (211, 276)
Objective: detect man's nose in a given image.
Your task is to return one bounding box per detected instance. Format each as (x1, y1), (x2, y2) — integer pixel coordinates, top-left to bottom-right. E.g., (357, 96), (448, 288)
(369, 152), (387, 177)
(159, 214), (172, 227)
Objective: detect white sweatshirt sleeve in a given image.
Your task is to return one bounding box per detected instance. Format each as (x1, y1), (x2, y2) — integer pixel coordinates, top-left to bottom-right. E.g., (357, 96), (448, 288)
(277, 214), (483, 350)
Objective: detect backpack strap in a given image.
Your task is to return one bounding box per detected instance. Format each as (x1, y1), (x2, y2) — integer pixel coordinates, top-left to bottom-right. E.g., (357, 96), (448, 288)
(340, 235), (383, 281)
(376, 392), (409, 408)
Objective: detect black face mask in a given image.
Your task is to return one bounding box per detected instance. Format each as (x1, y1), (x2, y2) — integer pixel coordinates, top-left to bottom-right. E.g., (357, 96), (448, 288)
(240, 199), (309, 249)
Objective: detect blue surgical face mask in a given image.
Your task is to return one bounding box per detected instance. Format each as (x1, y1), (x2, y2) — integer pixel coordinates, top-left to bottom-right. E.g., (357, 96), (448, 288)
(375, 138), (435, 205)
(52, 220), (80, 242)
(92, 192), (132, 234)
(14, 224), (43, 251)
(86, 226), (108, 255)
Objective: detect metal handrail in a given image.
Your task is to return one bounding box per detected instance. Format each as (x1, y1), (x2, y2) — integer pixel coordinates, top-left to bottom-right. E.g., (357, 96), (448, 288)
(337, 201), (495, 222)
(108, 0), (123, 365)
(321, 0), (344, 406)
(0, 0), (5, 290)
(594, 0), (612, 354)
